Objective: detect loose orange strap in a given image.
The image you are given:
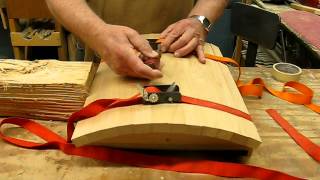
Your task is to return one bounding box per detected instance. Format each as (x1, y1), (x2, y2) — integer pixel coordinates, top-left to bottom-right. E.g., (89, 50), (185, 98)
(204, 54), (242, 82)
(267, 109), (320, 162)
(0, 104), (303, 180)
(204, 53), (320, 164)
(145, 86), (252, 121)
(204, 54), (320, 114)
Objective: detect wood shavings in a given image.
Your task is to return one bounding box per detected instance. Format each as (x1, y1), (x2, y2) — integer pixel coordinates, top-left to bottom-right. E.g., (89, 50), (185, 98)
(0, 59), (93, 121)
(0, 60), (48, 75)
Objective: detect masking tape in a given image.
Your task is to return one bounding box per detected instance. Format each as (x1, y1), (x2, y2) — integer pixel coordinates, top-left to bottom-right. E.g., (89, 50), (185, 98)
(271, 63), (302, 82)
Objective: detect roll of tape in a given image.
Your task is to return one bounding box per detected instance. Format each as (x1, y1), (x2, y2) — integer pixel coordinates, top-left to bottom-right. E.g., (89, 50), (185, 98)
(271, 63), (302, 82)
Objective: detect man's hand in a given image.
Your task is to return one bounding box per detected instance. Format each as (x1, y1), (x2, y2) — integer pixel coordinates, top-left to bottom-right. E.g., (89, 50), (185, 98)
(159, 18), (207, 64)
(97, 25), (163, 79)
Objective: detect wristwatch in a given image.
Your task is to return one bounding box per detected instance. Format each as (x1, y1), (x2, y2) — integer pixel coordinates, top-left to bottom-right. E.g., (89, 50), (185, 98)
(189, 15), (212, 32)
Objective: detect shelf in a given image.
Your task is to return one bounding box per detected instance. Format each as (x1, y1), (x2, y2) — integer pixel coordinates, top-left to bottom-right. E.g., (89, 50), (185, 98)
(10, 32), (61, 46)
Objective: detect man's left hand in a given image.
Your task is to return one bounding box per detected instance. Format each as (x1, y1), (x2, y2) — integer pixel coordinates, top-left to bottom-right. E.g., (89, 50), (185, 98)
(159, 18), (208, 64)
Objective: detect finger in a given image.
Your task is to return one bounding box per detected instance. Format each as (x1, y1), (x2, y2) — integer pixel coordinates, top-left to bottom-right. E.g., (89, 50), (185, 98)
(125, 48), (163, 79)
(161, 28), (185, 52)
(168, 28), (194, 52)
(142, 57), (161, 70)
(196, 44), (206, 64)
(160, 24), (174, 39)
(127, 31), (158, 58)
(174, 37), (199, 57)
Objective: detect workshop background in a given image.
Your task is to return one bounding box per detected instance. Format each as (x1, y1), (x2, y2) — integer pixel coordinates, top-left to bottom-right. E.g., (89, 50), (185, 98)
(0, 0), (320, 67)
(1, 0), (320, 179)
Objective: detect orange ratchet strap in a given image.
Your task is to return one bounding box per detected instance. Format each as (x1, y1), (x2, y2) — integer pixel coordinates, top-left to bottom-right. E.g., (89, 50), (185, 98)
(0, 93), (302, 180)
(66, 86), (252, 142)
(204, 54), (320, 164)
(0, 53), (319, 180)
(267, 109), (320, 162)
(204, 54), (320, 114)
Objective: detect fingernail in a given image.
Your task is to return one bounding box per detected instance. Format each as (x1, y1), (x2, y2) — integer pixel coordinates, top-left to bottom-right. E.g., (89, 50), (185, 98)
(152, 70), (163, 79)
(151, 50), (158, 57)
(174, 52), (180, 57)
(157, 72), (163, 78)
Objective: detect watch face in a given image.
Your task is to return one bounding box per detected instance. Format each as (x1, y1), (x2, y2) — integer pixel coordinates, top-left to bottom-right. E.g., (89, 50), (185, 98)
(190, 15), (212, 31)
(199, 16), (206, 23)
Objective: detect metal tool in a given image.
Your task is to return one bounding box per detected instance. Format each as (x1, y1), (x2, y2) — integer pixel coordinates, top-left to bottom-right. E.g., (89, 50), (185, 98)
(166, 82), (177, 92)
(140, 39), (162, 69)
(138, 83), (181, 104)
(147, 39), (162, 55)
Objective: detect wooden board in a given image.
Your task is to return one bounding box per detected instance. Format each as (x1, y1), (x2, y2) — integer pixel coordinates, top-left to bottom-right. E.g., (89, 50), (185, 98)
(263, 4), (320, 59)
(1, 67), (319, 179)
(10, 32), (62, 46)
(290, 3), (320, 16)
(0, 0), (6, 8)
(7, 0), (52, 19)
(71, 44), (262, 152)
(0, 59), (93, 120)
(280, 11), (320, 53)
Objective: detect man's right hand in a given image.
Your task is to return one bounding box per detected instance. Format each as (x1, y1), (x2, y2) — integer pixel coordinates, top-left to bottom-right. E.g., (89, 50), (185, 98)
(95, 24), (163, 80)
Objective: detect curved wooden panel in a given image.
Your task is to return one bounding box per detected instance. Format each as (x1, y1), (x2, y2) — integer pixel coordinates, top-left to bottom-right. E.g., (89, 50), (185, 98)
(72, 43), (261, 152)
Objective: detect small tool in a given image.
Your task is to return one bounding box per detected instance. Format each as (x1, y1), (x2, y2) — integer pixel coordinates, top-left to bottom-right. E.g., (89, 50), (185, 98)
(166, 82), (177, 92)
(140, 39), (162, 69)
(138, 82), (181, 104)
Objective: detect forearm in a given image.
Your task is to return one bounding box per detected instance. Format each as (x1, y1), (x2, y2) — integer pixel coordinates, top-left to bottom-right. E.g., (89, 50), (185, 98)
(45, 0), (106, 54)
(189, 0), (228, 24)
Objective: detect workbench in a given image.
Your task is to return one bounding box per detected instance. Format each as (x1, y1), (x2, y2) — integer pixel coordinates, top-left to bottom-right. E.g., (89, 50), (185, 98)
(261, 3), (320, 67)
(1, 65), (319, 179)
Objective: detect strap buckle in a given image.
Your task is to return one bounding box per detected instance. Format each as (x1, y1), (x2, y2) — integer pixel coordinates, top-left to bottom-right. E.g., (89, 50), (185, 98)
(139, 83), (181, 104)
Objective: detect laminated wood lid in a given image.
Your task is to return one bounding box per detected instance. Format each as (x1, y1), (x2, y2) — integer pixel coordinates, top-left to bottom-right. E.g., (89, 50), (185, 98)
(72, 40), (261, 152)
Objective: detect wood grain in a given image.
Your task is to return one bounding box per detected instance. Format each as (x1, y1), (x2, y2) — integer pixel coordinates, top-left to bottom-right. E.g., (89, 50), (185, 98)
(0, 0), (6, 8)
(0, 59), (93, 120)
(0, 67), (319, 179)
(71, 43), (261, 152)
(10, 32), (62, 46)
(7, 0), (52, 18)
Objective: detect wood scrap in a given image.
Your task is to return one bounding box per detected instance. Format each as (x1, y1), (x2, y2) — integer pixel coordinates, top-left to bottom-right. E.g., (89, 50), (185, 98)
(0, 59), (93, 121)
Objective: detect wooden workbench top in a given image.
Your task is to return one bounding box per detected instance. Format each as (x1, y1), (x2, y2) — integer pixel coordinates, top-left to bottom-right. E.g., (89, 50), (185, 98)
(262, 3), (320, 58)
(1, 67), (319, 179)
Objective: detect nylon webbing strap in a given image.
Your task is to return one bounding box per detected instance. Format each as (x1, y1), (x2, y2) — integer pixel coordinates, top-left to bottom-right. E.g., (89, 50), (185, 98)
(267, 109), (320, 162)
(203, 54), (320, 115)
(0, 115), (303, 180)
(0, 53), (319, 180)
